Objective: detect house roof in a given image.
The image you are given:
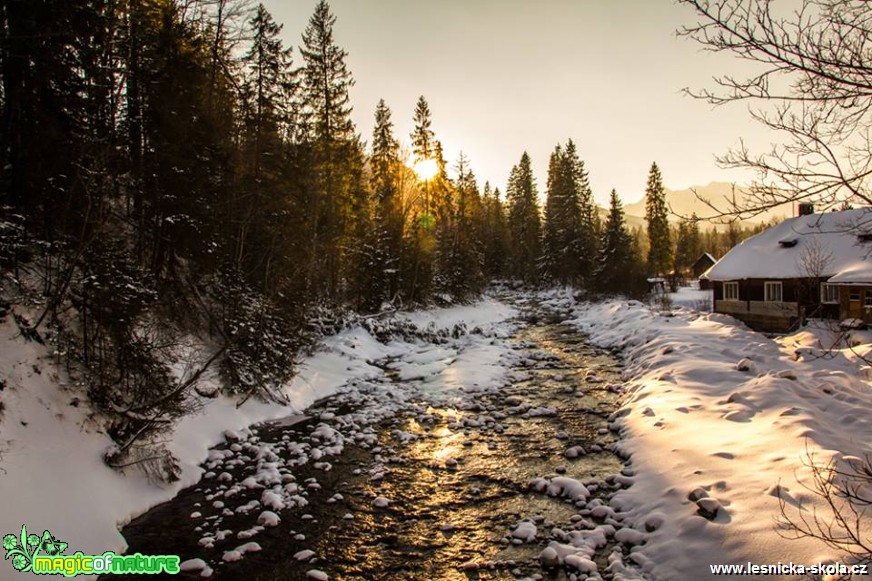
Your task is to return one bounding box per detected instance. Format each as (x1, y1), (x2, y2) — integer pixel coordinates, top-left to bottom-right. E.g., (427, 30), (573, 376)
(703, 208), (872, 283)
(693, 252), (717, 266)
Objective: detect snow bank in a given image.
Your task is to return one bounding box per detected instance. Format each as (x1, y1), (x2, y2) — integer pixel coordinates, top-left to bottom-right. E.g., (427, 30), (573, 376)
(395, 296), (516, 334)
(667, 284), (712, 311)
(570, 300), (872, 580)
(0, 296), (516, 579)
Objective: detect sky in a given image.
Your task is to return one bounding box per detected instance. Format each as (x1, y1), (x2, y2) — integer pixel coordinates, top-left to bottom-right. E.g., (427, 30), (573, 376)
(262, 0), (769, 205)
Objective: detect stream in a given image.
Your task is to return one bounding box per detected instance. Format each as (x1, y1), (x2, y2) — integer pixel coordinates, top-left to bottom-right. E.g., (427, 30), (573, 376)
(109, 303), (634, 580)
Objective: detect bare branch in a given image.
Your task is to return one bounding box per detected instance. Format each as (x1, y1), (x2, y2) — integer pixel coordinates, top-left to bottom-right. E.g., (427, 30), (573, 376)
(679, 0), (872, 216)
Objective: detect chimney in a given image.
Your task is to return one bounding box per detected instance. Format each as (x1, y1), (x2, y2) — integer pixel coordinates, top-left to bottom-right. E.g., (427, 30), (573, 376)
(798, 202), (814, 216)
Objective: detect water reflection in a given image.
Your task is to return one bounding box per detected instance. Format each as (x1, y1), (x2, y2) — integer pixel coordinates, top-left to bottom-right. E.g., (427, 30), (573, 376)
(114, 320), (627, 581)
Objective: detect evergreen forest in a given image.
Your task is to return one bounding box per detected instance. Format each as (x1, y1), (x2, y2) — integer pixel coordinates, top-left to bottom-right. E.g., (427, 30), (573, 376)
(0, 1), (764, 473)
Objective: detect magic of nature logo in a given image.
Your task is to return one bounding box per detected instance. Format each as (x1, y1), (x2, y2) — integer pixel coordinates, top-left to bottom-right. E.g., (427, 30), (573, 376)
(3, 524), (180, 576)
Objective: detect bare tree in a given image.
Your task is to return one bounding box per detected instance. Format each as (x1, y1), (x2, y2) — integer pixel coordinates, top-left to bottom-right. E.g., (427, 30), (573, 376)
(679, 0), (872, 219)
(777, 448), (872, 568)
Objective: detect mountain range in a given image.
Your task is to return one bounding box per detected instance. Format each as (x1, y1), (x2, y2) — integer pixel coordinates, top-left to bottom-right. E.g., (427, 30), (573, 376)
(619, 182), (791, 231)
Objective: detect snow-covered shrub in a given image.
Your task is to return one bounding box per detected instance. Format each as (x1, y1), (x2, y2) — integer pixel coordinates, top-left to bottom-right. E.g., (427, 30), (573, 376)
(211, 271), (300, 399)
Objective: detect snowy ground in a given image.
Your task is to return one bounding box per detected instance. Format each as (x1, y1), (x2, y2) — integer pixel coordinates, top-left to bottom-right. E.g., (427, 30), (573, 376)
(564, 294), (872, 580)
(2, 291), (871, 580)
(667, 283), (712, 311)
(0, 298), (516, 579)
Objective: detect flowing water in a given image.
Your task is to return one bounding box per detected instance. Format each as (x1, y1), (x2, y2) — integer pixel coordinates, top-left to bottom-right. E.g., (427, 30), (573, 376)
(111, 309), (629, 581)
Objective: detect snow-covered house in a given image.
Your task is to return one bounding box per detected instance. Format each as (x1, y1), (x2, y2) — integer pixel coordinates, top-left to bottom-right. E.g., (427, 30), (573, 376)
(702, 207), (872, 332)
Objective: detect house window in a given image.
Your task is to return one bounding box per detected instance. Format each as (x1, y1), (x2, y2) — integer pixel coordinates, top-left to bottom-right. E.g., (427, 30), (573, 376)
(764, 281), (783, 302)
(866, 291), (872, 308)
(820, 283), (839, 304)
(850, 289), (861, 301)
(723, 282), (739, 300)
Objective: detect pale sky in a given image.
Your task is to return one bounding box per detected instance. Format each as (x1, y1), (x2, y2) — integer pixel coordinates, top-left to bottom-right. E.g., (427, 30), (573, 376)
(263, 0), (768, 205)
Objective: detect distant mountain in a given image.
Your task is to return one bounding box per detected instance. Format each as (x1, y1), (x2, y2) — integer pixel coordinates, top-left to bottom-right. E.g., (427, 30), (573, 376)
(622, 182), (791, 229)
(595, 206), (646, 231)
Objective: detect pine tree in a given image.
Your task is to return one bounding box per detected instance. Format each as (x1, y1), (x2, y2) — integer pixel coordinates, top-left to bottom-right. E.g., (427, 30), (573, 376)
(645, 162), (672, 277)
(371, 99), (399, 203)
(596, 189), (636, 294)
(367, 99), (402, 302)
(235, 4), (298, 282)
(566, 140), (599, 283)
(686, 214), (702, 275)
(242, 5), (297, 155)
(481, 183), (510, 279)
(541, 144), (570, 281)
(410, 95), (439, 218)
(541, 140), (599, 285)
(673, 215), (702, 280)
(299, 0), (358, 298)
(434, 153), (484, 298)
(402, 96), (441, 302)
(506, 152), (542, 283)
(411, 95), (435, 162)
(300, 0), (354, 144)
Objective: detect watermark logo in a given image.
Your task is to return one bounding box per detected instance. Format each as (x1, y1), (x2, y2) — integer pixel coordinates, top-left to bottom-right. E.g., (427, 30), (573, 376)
(3, 524), (180, 576)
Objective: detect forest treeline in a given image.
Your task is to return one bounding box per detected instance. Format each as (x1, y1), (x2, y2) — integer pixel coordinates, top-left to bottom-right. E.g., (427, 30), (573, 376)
(0, 0), (763, 474)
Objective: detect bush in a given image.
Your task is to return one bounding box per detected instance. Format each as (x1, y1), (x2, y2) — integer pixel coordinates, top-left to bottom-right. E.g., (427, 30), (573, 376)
(210, 270), (301, 400)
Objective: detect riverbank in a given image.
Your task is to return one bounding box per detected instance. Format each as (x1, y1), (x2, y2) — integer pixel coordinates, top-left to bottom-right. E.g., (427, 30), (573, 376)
(0, 297), (516, 574)
(114, 307), (631, 580)
(567, 296), (872, 580)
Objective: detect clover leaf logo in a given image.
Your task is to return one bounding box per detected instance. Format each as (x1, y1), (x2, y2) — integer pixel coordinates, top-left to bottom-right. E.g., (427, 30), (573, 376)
(3, 525), (67, 572)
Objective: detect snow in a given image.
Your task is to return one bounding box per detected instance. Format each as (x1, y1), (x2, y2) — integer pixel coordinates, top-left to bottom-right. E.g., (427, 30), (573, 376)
(570, 299), (872, 579)
(667, 283), (712, 311)
(371, 496), (390, 508)
(396, 296), (515, 333)
(255, 510), (280, 527)
(705, 207), (872, 281)
(511, 520), (538, 542)
(829, 260), (872, 284)
(5, 288), (872, 580)
(0, 296), (517, 579)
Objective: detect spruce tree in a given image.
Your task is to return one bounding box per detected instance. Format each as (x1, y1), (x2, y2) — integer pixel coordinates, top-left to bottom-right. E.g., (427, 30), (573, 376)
(371, 99), (399, 203)
(481, 183), (510, 279)
(236, 4), (297, 280)
(688, 214), (702, 267)
(596, 189), (635, 294)
(541, 144), (570, 282)
(541, 140), (598, 286)
(645, 162), (672, 277)
(300, 0), (354, 143)
(368, 99), (402, 301)
(411, 95), (436, 162)
(506, 152), (542, 283)
(243, 4), (294, 167)
(674, 214), (703, 279)
(674, 221), (690, 278)
(566, 140), (599, 283)
(403, 96), (441, 302)
(299, 0), (358, 298)
(434, 153), (484, 299)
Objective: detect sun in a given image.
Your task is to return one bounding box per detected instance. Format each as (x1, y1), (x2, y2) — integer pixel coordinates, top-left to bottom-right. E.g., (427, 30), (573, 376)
(412, 158), (439, 181)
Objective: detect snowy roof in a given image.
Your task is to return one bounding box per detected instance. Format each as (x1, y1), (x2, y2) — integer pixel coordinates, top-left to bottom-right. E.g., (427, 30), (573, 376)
(703, 208), (872, 283)
(694, 252), (717, 265)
